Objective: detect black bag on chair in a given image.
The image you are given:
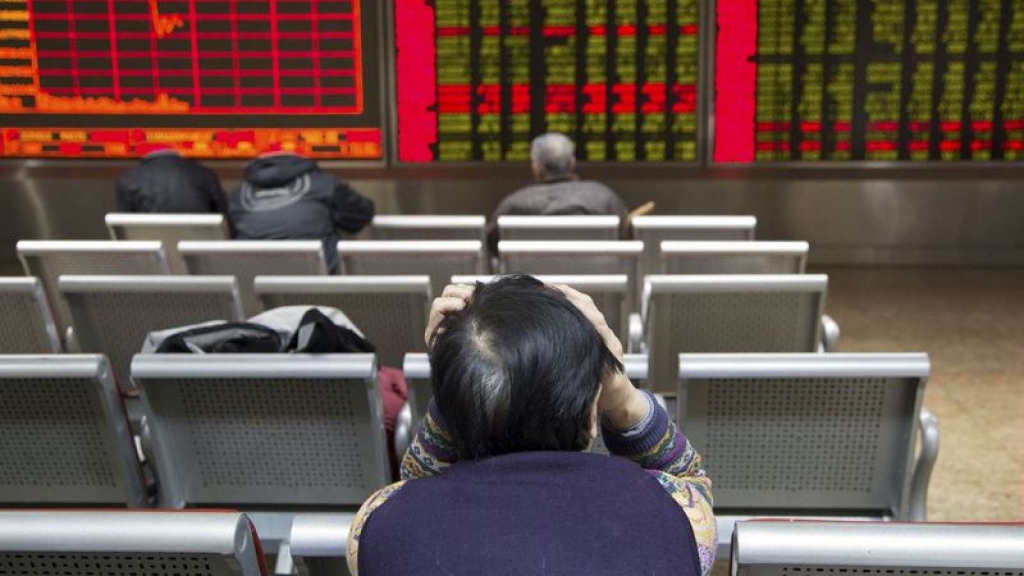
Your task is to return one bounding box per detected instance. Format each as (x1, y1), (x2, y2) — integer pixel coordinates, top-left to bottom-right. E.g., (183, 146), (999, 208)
(287, 308), (376, 354)
(154, 322), (281, 354)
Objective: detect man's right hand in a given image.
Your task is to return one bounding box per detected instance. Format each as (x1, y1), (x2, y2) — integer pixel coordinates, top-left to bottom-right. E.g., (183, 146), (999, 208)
(555, 284), (650, 429)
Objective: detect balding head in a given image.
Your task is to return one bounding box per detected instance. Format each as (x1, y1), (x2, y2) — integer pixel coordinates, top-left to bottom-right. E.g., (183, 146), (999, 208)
(530, 133), (576, 181)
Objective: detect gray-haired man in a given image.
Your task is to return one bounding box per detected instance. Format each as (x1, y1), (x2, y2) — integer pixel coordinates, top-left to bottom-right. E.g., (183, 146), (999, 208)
(486, 133), (628, 253)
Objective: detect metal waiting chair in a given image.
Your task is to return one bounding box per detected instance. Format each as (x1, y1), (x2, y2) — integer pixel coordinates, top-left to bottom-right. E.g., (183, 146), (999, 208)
(371, 215), (486, 241)
(105, 213), (230, 274)
(338, 240), (487, 297)
(498, 241), (643, 310)
(497, 215), (621, 241)
(0, 510), (267, 576)
(401, 352), (651, 455)
(635, 275), (839, 393)
(0, 277), (61, 353)
(254, 275), (431, 367)
(179, 240), (328, 317)
(452, 274), (631, 342)
(132, 353), (391, 551)
(678, 353), (939, 558)
(288, 513), (356, 576)
(731, 520), (1024, 576)
(60, 275), (244, 390)
(18, 240), (170, 338)
(660, 241), (808, 274)
(633, 215), (756, 289)
(0, 355), (147, 508)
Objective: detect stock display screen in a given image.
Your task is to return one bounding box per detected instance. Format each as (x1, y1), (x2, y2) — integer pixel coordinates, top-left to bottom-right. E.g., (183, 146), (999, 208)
(713, 0), (1024, 163)
(394, 0), (702, 163)
(0, 0), (384, 159)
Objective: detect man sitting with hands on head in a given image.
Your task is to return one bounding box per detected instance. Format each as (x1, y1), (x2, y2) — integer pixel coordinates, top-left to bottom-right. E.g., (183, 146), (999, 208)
(347, 275), (715, 576)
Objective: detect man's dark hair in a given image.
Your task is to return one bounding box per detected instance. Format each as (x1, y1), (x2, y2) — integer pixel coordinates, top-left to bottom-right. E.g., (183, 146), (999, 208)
(429, 275), (624, 459)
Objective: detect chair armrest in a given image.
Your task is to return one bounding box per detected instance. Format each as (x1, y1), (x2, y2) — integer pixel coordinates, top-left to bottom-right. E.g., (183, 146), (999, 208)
(628, 313), (644, 354)
(64, 326), (81, 353)
(273, 543), (295, 576)
(136, 415), (159, 500)
(394, 403), (413, 468)
(821, 314), (841, 352)
(909, 407), (940, 521)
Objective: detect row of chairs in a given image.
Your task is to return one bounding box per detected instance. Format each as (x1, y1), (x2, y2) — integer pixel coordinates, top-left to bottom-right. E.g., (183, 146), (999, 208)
(1, 511), (1020, 576)
(18, 237), (802, 318)
(1, 272), (836, 392)
(105, 212), (758, 275)
(0, 351), (938, 559)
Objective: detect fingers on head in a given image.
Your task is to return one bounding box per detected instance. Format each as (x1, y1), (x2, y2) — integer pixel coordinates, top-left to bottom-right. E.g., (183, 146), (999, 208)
(431, 296), (467, 315)
(441, 284), (475, 299)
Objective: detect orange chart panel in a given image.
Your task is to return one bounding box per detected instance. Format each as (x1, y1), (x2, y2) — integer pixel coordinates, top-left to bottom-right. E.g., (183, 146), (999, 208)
(0, 0), (384, 159)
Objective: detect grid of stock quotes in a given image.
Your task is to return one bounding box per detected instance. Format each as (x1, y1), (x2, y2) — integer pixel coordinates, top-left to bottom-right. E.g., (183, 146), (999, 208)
(394, 0), (702, 163)
(0, 0), (383, 159)
(714, 0), (1024, 163)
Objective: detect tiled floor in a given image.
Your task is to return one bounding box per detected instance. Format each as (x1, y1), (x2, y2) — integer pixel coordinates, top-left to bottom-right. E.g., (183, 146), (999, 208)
(820, 267), (1024, 523)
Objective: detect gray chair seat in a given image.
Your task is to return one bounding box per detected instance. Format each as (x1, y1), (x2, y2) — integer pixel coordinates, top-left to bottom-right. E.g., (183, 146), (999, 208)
(255, 275), (431, 367)
(338, 240), (486, 297)
(132, 353), (391, 552)
(731, 520), (1024, 575)
(0, 510), (266, 576)
(179, 240), (328, 317)
(105, 213), (230, 274)
(371, 215), (486, 241)
(0, 277), (61, 353)
(498, 215), (621, 241)
(677, 353), (939, 558)
(18, 240), (171, 338)
(637, 274), (835, 392)
(660, 241), (808, 274)
(633, 215), (756, 288)
(0, 355), (146, 507)
(60, 275), (244, 389)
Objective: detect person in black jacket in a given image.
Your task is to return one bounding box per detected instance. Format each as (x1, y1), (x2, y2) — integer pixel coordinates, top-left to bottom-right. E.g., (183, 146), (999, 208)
(230, 152), (375, 273)
(115, 149), (230, 218)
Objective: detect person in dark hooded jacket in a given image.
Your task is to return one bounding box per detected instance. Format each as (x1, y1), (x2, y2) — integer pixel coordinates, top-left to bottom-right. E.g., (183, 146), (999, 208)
(229, 152), (376, 272)
(116, 149), (229, 218)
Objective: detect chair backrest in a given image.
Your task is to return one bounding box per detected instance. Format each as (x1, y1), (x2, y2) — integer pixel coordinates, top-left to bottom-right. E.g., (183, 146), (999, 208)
(644, 275), (827, 392)
(633, 215), (756, 284)
(731, 520), (1024, 576)
(498, 215), (621, 241)
(288, 513), (356, 576)
(0, 510), (266, 576)
(60, 276), (244, 389)
(179, 241), (328, 317)
(661, 241), (808, 274)
(338, 240), (486, 297)
(402, 352), (650, 437)
(0, 355), (146, 507)
(370, 215), (486, 241)
(0, 277), (61, 353)
(254, 275), (431, 367)
(679, 353), (929, 518)
(18, 240), (171, 336)
(132, 354), (390, 508)
(105, 213), (230, 273)
(499, 241), (643, 310)
(452, 274), (630, 341)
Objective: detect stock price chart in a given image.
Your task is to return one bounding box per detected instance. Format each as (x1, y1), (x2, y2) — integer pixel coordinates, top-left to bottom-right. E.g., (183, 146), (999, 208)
(714, 0), (1024, 163)
(0, 0), (383, 159)
(394, 0), (702, 163)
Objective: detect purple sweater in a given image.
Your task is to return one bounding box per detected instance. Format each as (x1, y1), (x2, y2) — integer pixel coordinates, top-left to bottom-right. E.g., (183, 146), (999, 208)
(348, 390), (717, 575)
